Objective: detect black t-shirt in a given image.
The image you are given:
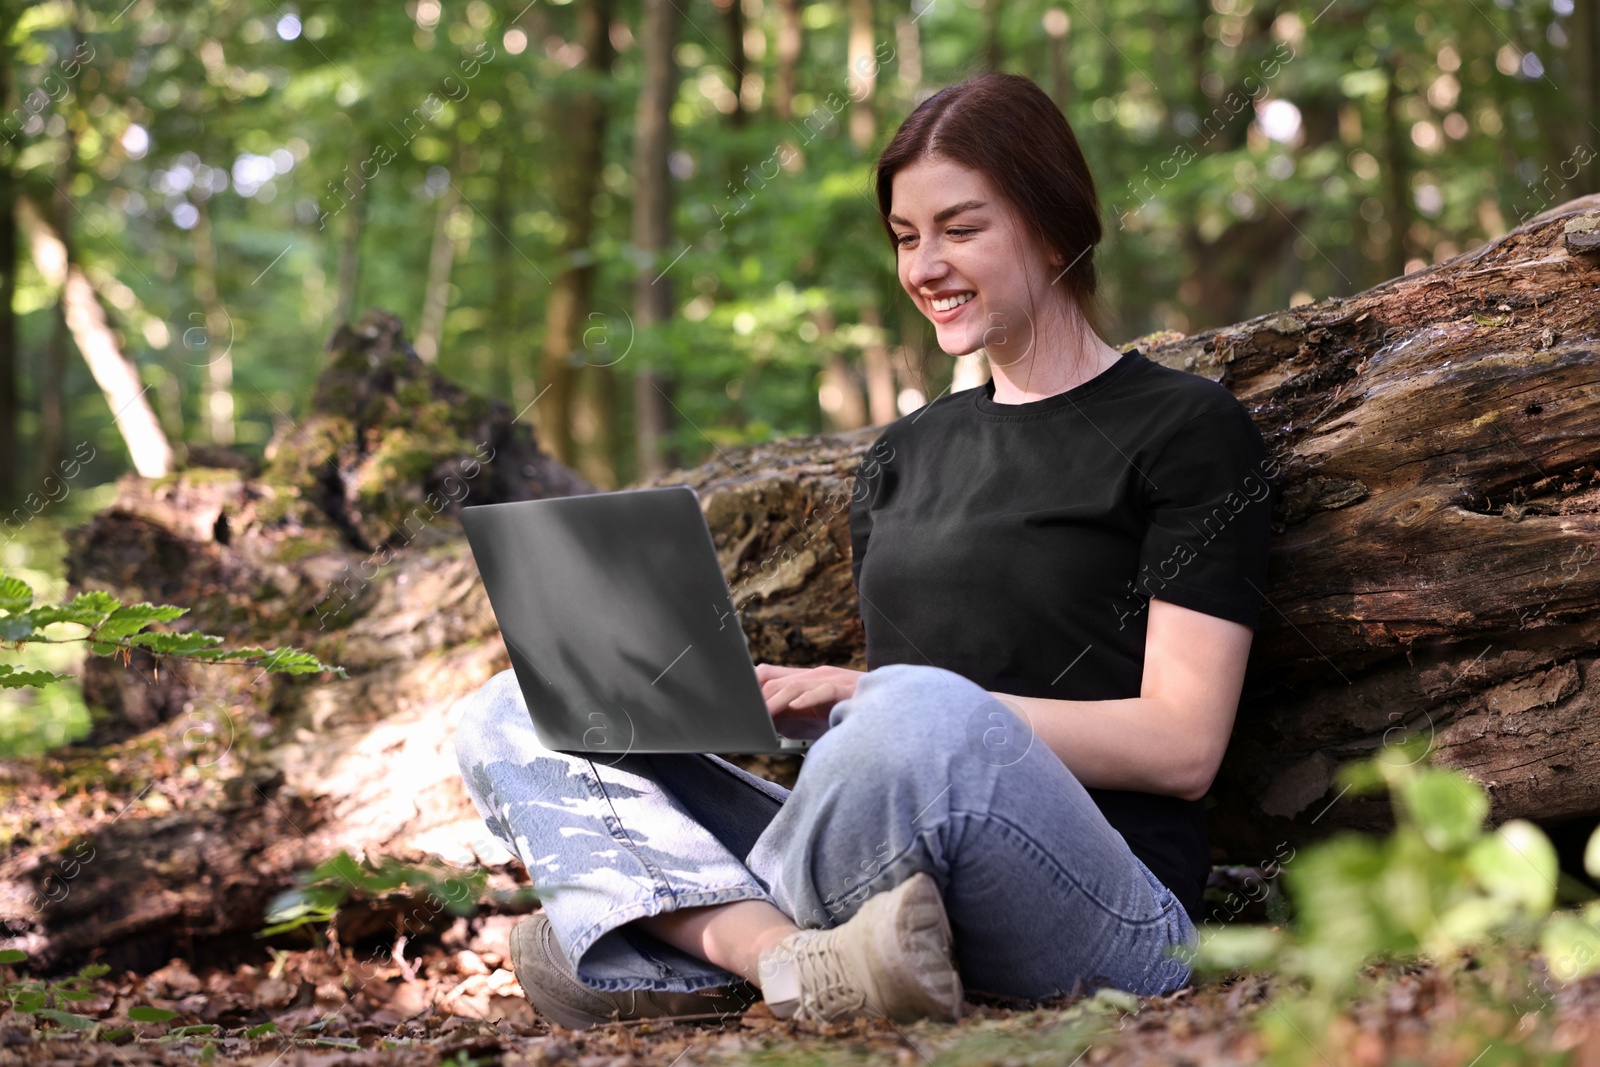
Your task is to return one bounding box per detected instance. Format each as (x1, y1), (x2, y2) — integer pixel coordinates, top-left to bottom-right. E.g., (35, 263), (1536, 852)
(848, 346), (1275, 925)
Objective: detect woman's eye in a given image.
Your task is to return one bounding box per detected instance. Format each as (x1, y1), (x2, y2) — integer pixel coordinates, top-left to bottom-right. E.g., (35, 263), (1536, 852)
(896, 228), (975, 247)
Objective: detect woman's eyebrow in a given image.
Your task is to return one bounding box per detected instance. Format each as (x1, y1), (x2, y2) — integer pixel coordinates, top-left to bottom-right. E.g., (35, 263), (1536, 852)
(887, 199), (988, 227)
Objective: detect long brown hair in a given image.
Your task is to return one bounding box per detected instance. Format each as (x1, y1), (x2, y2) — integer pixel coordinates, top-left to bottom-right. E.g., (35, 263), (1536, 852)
(873, 71), (1111, 344)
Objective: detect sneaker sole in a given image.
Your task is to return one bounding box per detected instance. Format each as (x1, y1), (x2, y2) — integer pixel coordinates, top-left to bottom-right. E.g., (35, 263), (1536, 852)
(870, 872), (964, 1022)
(510, 914), (761, 1030)
(509, 914), (621, 1030)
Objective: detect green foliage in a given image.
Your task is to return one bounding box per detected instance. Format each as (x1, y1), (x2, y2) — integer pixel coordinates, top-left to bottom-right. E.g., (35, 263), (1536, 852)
(0, 951), (111, 1033)
(260, 850), (490, 939)
(1192, 736), (1600, 1063)
(0, 571), (345, 690)
(0, 0), (1585, 493)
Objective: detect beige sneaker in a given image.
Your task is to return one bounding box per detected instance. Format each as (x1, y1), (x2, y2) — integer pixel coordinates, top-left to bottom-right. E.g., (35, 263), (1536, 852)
(757, 872), (964, 1026)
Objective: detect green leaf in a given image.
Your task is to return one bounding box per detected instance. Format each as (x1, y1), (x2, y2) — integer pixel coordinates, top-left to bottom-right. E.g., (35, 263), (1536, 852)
(129, 1005), (180, 1023)
(97, 603), (188, 642)
(1467, 819), (1558, 915)
(1087, 987), (1142, 1014)
(1433, 895), (1514, 949)
(66, 590), (121, 624)
(258, 882), (344, 936)
(31, 602), (114, 628)
(37, 1008), (98, 1030)
(127, 631), (226, 656)
(1191, 924), (1283, 971)
(1399, 768), (1488, 852)
(259, 648), (342, 675)
(0, 612), (36, 641)
(0, 948), (26, 964)
(244, 1021), (279, 1038)
(0, 664), (72, 689)
(77, 963), (110, 979)
(0, 575), (34, 615)
(1539, 912), (1600, 984)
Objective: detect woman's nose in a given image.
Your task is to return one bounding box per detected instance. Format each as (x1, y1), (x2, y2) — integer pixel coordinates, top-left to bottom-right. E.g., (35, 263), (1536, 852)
(905, 241), (946, 288)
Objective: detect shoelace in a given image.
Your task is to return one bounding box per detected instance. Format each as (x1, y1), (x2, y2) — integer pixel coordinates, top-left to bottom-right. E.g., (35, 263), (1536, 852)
(791, 931), (875, 1023)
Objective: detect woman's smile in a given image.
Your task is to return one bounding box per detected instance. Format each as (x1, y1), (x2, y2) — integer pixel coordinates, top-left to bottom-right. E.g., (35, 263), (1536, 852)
(928, 290), (977, 321)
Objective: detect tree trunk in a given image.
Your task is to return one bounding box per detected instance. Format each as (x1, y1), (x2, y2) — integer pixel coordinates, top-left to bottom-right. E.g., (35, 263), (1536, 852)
(536, 0), (615, 467)
(847, 0), (877, 152)
(7, 200), (1600, 973)
(981, 0), (1003, 72)
(631, 0), (682, 481)
(332, 141), (369, 329)
(718, 0), (748, 126)
(190, 200), (234, 446)
(0, 35), (16, 505)
(416, 165), (465, 364)
(16, 197), (173, 478)
(774, 0), (801, 121)
(1381, 49), (1415, 280)
(488, 160), (517, 402)
(893, 4), (922, 95)
(860, 304), (897, 426)
(1575, 0), (1600, 149)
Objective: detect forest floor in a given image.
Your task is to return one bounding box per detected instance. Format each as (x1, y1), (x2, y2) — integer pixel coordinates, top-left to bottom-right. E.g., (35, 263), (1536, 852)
(7, 914), (1600, 1067)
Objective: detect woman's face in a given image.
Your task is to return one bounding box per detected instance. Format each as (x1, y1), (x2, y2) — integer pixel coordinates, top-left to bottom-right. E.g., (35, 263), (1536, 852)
(888, 156), (1063, 361)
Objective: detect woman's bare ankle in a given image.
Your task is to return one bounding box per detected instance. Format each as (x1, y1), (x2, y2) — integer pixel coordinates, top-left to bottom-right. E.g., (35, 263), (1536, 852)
(634, 899), (802, 986)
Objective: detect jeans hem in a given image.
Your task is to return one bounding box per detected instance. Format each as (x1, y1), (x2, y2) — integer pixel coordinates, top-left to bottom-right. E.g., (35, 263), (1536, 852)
(566, 885), (781, 994)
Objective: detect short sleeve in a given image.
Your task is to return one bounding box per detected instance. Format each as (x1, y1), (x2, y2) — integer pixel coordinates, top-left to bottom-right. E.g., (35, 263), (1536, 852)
(1134, 403), (1274, 629)
(849, 431), (896, 591)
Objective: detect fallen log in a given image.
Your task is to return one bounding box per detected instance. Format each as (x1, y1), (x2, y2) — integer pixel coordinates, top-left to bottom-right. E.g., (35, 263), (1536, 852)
(4, 196), (1599, 972)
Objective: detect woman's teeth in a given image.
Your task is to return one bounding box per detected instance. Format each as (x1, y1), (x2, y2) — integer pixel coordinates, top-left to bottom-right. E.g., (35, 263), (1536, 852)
(931, 292), (974, 312)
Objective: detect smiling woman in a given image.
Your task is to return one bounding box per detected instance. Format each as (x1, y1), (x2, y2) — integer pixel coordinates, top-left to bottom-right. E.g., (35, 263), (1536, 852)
(452, 70), (1275, 1033)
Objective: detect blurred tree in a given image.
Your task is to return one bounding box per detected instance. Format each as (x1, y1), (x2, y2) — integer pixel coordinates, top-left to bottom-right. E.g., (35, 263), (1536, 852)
(536, 0), (614, 477)
(631, 0), (683, 480)
(0, 0), (18, 504)
(0, 0), (1585, 492)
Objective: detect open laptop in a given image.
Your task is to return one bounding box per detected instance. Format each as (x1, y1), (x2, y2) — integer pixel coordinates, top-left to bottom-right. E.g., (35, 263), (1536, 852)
(461, 485), (816, 758)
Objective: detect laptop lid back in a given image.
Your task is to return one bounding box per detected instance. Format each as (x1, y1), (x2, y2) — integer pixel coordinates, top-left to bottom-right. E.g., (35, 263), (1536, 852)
(461, 486), (783, 757)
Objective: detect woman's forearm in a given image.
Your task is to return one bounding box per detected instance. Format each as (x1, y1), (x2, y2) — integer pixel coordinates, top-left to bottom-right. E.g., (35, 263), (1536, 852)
(981, 692), (1204, 800)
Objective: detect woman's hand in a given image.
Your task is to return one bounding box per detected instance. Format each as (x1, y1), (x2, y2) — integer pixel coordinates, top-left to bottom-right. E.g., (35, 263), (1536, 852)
(754, 663), (866, 740)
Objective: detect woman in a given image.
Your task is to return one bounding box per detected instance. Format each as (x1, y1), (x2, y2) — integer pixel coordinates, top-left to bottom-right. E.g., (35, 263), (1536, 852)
(453, 70), (1274, 1030)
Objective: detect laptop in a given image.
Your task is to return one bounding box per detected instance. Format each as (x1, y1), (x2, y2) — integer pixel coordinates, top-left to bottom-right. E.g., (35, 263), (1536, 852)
(461, 485), (816, 758)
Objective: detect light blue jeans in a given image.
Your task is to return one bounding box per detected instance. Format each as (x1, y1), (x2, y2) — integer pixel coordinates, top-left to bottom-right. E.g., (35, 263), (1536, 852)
(453, 662), (1197, 999)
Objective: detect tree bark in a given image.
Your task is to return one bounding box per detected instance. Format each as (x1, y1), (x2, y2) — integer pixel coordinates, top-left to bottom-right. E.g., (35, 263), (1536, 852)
(1381, 49), (1415, 280)
(39, 173), (72, 475)
(332, 140), (369, 329)
(893, 4), (922, 95)
(774, 0), (801, 121)
(717, 0), (748, 127)
(16, 197), (173, 478)
(631, 0), (682, 482)
(0, 33), (16, 505)
(416, 163), (465, 364)
(488, 156), (516, 403)
(536, 0), (615, 468)
(847, 0), (877, 152)
(860, 304), (897, 426)
(981, 0), (1004, 72)
(190, 199), (235, 446)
